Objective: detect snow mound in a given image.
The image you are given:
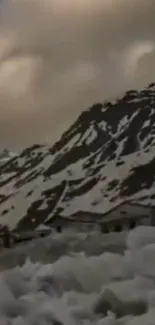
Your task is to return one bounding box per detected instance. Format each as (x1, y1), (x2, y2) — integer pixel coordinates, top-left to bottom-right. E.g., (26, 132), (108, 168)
(0, 226), (155, 324)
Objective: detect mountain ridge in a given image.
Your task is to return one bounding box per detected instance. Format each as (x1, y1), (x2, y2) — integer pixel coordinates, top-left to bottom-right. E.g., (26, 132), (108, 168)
(1, 82), (155, 231)
(0, 149), (17, 165)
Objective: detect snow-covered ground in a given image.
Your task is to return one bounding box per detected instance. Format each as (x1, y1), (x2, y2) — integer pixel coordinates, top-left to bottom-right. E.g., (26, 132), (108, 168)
(0, 226), (155, 324)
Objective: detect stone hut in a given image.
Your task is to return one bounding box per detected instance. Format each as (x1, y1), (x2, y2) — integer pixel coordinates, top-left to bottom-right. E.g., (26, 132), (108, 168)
(47, 211), (103, 232)
(100, 202), (154, 233)
(47, 202), (155, 233)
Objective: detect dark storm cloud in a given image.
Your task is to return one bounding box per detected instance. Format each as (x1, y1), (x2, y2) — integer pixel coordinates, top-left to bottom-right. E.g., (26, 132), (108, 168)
(0, 0), (155, 149)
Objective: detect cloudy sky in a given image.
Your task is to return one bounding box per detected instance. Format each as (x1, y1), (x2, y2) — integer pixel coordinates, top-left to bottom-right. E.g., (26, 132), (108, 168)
(0, 0), (155, 150)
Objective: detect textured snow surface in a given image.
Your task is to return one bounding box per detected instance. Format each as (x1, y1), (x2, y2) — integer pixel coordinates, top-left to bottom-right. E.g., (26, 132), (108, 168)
(0, 226), (155, 324)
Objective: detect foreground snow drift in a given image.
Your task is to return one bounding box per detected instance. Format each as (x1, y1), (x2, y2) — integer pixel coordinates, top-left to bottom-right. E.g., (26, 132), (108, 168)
(0, 226), (155, 324)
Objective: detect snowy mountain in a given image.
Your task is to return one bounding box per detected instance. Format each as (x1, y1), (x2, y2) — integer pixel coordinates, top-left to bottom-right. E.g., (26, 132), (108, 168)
(1, 82), (155, 231)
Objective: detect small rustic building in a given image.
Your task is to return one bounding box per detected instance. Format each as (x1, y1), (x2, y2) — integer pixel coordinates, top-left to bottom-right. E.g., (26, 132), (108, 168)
(47, 211), (102, 232)
(100, 202), (154, 233)
(47, 201), (155, 233)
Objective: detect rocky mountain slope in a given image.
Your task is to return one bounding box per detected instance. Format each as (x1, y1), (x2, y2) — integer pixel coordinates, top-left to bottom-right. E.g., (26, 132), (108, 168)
(0, 149), (17, 165)
(1, 83), (155, 231)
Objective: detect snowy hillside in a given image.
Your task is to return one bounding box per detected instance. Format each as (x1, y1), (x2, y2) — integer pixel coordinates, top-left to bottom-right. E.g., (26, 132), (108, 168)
(1, 83), (155, 231)
(0, 149), (17, 165)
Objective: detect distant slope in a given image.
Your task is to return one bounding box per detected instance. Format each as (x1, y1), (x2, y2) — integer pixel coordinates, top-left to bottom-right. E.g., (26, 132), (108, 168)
(0, 149), (17, 165)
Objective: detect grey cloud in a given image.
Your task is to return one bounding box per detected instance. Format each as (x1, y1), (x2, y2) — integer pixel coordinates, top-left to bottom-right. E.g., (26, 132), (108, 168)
(0, 0), (155, 149)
